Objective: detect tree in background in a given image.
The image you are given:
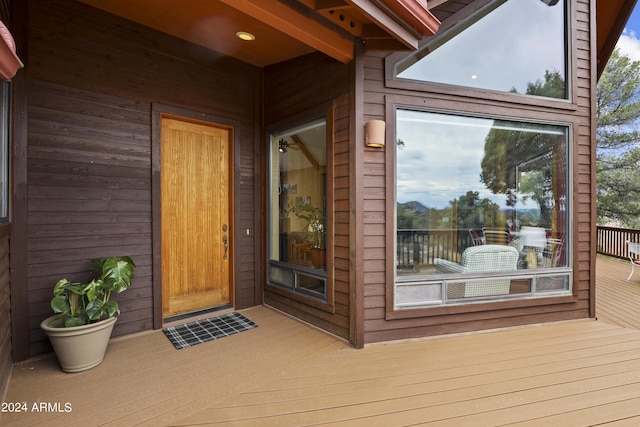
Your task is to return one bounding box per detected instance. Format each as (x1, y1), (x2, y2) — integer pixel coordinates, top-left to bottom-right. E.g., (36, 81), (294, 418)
(450, 191), (500, 229)
(597, 48), (640, 228)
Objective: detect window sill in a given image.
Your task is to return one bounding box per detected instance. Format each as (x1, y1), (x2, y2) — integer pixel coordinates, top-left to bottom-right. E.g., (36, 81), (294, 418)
(266, 282), (335, 314)
(385, 293), (578, 321)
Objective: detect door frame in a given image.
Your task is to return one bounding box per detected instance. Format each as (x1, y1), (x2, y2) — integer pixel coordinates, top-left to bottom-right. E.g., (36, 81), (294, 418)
(151, 104), (235, 328)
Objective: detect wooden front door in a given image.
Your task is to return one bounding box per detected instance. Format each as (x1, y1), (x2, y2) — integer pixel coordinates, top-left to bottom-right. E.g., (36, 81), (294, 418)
(161, 117), (231, 317)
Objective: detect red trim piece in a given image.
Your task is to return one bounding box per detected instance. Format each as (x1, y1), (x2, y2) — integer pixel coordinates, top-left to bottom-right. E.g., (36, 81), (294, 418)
(382, 0), (440, 36)
(0, 21), (23, 81)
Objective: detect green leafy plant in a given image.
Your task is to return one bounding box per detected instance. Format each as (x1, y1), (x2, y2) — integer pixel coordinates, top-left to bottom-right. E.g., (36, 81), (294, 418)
(284, 200), (326, 248)
(50, 256), (136, 327)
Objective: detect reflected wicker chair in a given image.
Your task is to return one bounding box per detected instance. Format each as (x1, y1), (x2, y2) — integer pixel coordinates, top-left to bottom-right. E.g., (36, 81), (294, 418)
(434, 244), (520, 297)
(627, 241), (640, 282)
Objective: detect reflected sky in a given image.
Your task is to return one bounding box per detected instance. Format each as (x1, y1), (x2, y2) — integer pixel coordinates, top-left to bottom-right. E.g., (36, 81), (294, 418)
(396, 111), (496, 208)
(396, 110), (566, 209)
(397, 0), (566, 97)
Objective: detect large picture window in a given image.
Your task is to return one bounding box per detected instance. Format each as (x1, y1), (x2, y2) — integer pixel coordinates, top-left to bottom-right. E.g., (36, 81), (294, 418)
(268, 117), (328, 301)
(394, 109), (571, 309)
(395, 0), (568, 100)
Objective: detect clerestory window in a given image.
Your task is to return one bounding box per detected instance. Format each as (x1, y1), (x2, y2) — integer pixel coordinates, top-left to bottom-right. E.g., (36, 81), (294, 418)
(395, 0), (568, 100)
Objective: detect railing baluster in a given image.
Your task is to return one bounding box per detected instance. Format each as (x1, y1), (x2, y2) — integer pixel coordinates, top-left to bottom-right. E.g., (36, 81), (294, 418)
(597, 226), (640, 259)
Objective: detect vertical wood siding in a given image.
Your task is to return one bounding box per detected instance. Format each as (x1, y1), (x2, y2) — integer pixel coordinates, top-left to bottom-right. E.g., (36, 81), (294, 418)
(263, 54), (351, 340)
(359, 0), (595, 343)
(24, 0), (259, 357)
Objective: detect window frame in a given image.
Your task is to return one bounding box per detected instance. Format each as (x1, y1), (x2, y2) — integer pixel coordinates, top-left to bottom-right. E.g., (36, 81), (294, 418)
(265, 113), (334, 308)
(0, 81), (9, 223)
(384, 100), (576, 320)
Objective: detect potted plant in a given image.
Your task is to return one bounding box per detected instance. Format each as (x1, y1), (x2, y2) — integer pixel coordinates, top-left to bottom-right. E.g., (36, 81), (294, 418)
(286, 200), (326, 268)
(40, 256), (135, 372)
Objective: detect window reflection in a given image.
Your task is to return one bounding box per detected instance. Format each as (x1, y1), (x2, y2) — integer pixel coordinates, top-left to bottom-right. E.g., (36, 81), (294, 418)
(268, 117), (328, 300)
(396, 0), (567, 100)
(395, 110), (569, 293)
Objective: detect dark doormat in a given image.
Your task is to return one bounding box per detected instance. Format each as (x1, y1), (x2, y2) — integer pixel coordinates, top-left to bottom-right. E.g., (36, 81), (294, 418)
(162, 312), (257, 350)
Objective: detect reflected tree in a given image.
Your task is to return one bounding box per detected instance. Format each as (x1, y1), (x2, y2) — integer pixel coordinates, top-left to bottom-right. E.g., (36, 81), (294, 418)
(480, 70), (565, 228)
(450, 191), (499, 229)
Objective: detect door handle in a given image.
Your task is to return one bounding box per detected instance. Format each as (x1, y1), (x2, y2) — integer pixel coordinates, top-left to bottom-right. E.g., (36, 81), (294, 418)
(222, 235), (228, 260)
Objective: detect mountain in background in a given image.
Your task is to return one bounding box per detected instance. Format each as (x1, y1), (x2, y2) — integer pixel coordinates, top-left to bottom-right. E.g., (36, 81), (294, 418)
(399, 201), (429, 212)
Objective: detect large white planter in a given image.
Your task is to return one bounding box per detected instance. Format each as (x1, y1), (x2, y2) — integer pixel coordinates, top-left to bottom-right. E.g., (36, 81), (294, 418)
(40, 315), (117, 373)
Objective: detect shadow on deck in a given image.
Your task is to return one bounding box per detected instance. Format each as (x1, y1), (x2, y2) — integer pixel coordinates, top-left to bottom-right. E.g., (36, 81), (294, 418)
(3, 257), (640, 426)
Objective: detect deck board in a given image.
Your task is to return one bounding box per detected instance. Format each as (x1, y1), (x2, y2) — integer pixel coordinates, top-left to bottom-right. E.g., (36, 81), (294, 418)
(4, 257), (640, 426)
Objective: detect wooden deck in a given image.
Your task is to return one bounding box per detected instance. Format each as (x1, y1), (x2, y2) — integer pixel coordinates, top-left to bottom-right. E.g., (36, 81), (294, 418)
(4, 257), (640, 426)
(595, 256), (640, 329)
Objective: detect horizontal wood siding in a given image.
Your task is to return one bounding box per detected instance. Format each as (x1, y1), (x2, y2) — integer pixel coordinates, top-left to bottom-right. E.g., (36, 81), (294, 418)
(24, 0), (259, 357)
(0, 230), (11, 399)
(360, 0), (594, 344)
(263, 54), (351, 340)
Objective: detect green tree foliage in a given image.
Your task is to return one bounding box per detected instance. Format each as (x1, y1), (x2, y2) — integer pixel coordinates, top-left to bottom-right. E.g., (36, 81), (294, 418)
(481, 70), (565, 228)
(597, 48), (640, 227)
(450, 191), (500, 229)
(521, 69), (566, 99)
(397, 203), (424, 229)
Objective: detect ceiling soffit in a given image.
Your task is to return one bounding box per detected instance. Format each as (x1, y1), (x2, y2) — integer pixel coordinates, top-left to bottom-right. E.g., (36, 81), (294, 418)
(79, 0), (443, 66)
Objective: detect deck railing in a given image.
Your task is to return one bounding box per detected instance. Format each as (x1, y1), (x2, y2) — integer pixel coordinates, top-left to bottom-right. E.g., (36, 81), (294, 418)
(596, 226), (640, 259)
(397, 229), (477, 269)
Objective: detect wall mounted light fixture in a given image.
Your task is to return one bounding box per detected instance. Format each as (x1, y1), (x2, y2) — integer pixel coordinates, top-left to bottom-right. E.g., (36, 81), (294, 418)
(365, 120), (386, 148)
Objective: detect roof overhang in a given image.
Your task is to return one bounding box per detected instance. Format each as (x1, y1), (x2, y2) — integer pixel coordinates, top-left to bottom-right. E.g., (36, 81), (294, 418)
(79, 0), (441, 66)
(0, 20), (23, 81)
(381, 0), (440, 36)
(597, 0), (638, 78)
(76, 0), (638, 73)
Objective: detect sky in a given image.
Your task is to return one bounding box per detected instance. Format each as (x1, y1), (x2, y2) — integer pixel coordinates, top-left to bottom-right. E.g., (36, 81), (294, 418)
(616, 5), (640, 60)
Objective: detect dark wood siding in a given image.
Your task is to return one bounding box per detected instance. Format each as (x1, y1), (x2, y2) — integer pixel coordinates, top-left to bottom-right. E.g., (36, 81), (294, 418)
(22, 0), (260, 357)
(0, 230), (10, 398)
(1, 0), (19, 396)
(263, 54), (352, 341)
(359, 0), (595, 343)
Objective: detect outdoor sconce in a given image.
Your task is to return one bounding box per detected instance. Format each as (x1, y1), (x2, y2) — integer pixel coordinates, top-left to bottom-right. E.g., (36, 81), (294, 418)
(365, 120), (385, 148)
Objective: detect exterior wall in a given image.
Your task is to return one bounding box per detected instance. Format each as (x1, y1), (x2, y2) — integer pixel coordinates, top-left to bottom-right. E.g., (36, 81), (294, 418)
(19, 0), (260, 358)
(263, 54), (352, 341)
(0, 230), (10, 398)
(358, 0), (595, 343)
(1, 0), (17, 399)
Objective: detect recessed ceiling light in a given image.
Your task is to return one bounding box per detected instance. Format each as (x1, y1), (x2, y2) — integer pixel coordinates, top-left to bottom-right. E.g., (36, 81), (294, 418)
(471, 74), (478, 80)
(236, 31), (255, 41)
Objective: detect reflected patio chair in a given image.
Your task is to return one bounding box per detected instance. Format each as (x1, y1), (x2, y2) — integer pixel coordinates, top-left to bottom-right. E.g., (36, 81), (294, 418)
(627, 241), (640, 281)
(543, 237), (564, 268)
(482, 228), (511, 245)
(469, 229), (484, 245)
